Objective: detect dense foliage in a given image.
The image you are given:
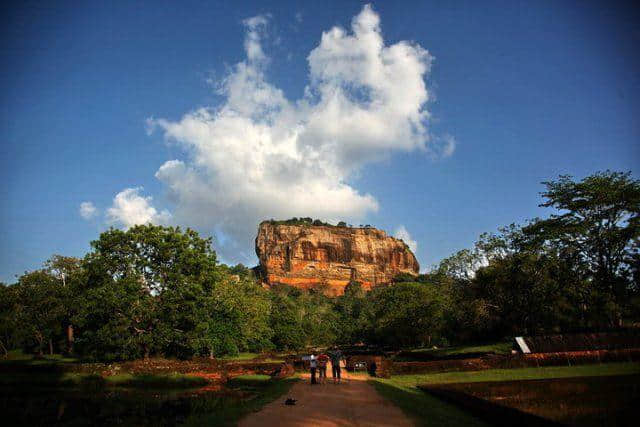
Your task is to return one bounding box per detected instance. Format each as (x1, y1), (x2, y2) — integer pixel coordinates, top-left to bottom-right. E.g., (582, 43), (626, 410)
(1, 171), (638, 359)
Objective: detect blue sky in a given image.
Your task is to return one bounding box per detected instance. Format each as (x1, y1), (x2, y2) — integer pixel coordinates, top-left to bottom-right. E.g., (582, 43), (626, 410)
(1, 0), (639, 282)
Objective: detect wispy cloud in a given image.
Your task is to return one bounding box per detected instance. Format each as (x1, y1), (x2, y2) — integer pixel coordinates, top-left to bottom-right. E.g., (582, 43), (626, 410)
(79, 201), (98, 220)
(394, 225), (418, 253)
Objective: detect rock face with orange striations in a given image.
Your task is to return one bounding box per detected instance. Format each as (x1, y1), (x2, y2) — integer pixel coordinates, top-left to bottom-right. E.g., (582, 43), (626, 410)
(255, 221), (419, 296)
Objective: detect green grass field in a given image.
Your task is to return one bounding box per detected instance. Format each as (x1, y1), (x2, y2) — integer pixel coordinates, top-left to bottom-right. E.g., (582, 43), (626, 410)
(183, 374), (299, 426)
(405, 341), (513, 358)
(0, 371), (209, 389)
(219, 352), (286, 363)
(1, 349), (79, 364)
(370, 362), (640, 427)
(220, 352), (261, 361)
(371, 379), (489, 427)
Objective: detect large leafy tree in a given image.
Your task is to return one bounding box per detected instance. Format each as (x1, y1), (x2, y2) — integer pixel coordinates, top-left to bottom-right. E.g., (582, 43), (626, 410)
(44, 255), (83, 353)
(0, 283), (18, 356)
(13, 270), (67, 355)
(334, 281), (367, 344)
(367, 282), (446, 348)
(522, 171), (640, 326)
(75, 224), (273, 360)
(77, 225), (224, 360)
(269, 286), (307, 351)
(472, 251), (585, 336)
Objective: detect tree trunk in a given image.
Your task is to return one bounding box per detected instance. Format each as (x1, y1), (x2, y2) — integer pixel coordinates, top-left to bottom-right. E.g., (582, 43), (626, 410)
(36, 332), (44, 356)
(67, 325), (74, 354)
(49, 339), (53, 356)
(209, 348), (214, 359)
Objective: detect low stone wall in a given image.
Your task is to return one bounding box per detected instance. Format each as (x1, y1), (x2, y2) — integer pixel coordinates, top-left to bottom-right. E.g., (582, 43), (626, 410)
(521, 348), (640, 366)
(391, 348), (640, 375)
(345, 354), (392, 378)
(225, 361), (287, 378)
(1, 356), (295, 385)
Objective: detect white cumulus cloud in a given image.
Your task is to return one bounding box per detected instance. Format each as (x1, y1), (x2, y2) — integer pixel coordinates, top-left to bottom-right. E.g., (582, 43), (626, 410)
(394, 225), (418, 253)
(79, 201), (98, 220)
(139, 4), (441, 262)
(106, 187), (171, 229)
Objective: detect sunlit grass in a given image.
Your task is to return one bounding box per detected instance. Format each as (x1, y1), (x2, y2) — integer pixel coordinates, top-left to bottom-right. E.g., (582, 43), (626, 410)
(384, 362), (640, 387)
(220, 352), (260, 360)
(407, 341), (513, 357)
(2, 349), (78, 364)
(220, 352), (285, 363)
(370, 378), (488, 427)
(370, 362), (640, 427)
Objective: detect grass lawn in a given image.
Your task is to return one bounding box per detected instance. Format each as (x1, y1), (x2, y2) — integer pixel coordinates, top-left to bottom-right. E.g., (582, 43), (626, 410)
(220, 352), (286, 363)
(386, 362), (640, 387)
(220, 352), (260, 361)
(105, 372), (209, 388)
(183, 374), (299, 426)
(0, 371), (209, 389)
(370, 362), (640, 427)
(405, 341), (513, 358)
(1, 349), (78, 365)
(370, 378), (489, 427)
(2, 372), (298, 426)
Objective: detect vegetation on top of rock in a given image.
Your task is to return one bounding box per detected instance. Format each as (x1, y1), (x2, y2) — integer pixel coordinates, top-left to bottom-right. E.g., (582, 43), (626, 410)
(261, 218), (370, 228)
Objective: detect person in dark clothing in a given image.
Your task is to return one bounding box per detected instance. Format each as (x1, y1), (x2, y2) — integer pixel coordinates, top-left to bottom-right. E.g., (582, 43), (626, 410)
(309, 353), (317, 385)
(328, 346), (344, 384)
(368, 360), (377, 377)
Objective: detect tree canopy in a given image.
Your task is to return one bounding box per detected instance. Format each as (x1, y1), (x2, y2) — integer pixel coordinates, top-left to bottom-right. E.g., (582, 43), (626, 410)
(1, 171), (638, 359)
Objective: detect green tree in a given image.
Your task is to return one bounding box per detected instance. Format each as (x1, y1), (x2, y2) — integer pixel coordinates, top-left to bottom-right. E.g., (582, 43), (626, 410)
(77, 225), (223, 360)
(335, 281), (367, 344)
(44, 255), (84, 353)
(522, 171), (640, 326)
(367, 282), (446, 348)
(472, 251), (584, 336)
(13, 270), (67, 355)
(269, 287), (307, 351)
(0, 283), (18, 356)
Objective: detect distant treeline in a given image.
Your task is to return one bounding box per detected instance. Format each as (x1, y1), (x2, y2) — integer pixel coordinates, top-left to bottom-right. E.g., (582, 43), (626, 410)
(1, 171), (638, 360)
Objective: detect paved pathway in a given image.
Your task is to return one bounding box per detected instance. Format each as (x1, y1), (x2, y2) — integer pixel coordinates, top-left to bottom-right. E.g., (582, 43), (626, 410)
(239, 362), (413, 427)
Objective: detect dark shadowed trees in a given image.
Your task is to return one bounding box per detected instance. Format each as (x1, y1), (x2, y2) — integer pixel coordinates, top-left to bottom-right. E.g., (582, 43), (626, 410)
(13, 270), (67, 355)
(522, 171), (640, 327)
(367, 282), (446, 348)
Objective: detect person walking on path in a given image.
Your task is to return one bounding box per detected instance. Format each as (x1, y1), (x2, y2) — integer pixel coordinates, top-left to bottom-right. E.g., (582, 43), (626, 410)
(328, 346), (344, 384)
(317, 351), (329, 384)
(309, 353), (318, 385)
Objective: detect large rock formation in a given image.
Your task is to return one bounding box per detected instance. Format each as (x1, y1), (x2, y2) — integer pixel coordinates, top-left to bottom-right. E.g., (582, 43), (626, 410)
(255, 221), (419, 295)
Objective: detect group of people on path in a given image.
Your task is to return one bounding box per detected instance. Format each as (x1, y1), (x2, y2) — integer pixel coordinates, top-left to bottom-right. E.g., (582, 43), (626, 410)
(308, 346), (344, 385)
